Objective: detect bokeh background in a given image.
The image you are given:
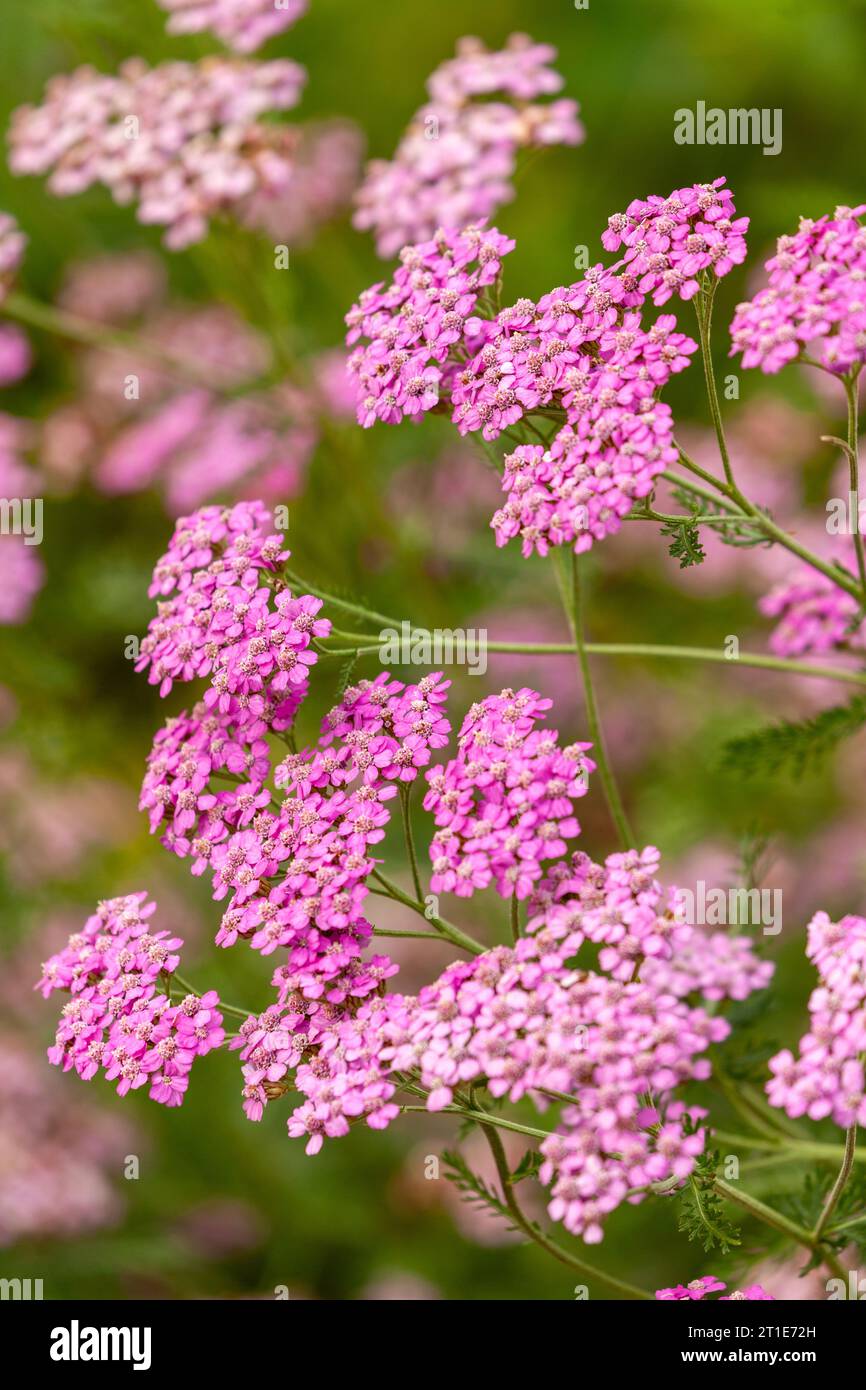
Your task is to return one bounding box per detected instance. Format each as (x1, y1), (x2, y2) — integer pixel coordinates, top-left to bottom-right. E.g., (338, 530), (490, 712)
(2, 0), (866, 1299)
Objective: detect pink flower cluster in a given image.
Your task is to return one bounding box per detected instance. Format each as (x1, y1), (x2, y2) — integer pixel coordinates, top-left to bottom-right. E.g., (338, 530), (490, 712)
(156, 0), (307, 53)
(601, 177), (748, 305)
(759, 548), (864, 658)
(213, 672), (450, 1009)
(283, 893), (732, 1242)
(484, 304), (697, 554)
(767, 910), (866, 1128)
(354, 34), (583, 258)
(730, 205), (866, 374)
(346, 196), (708, 554)
(346, 223), (515, 429)
(642, 928), (775, 1002)
(35, 893), (224, 1107)
(0, 211), (26, 301)
(656, 1276), (774, 1301)
(0, 324), (31, 386)
(9, 58), (306, 248)
(423, 687), (594, 899)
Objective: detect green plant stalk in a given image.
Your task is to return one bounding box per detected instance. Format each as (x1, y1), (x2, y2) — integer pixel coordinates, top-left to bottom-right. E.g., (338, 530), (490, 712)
(814, 1124), (858, 1241)
(399, 783), (424, 902)
(713, 1177), (847, 1280)
(554, 550), (636, 849)
(844, 372), (866, 595)
(510, 896), (520, 944)
(318, 631), (866, 690)
(477, 1119), (654, 1300)
(370, 869), (484, 956)
(676, 323), (866, 604)
(714, 1130), (866, 1164)
(695, 278), (736, 490)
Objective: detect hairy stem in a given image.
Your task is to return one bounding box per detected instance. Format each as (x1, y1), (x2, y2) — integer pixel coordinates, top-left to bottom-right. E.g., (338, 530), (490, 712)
(814, 1124), (858, 1242)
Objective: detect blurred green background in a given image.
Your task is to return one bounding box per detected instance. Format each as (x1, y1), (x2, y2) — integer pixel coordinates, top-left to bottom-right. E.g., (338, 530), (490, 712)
(1, 0), (866, 1300)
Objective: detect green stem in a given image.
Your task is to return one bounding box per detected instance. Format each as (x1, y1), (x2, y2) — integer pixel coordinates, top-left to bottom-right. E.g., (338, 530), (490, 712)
(400, 1103), (550, 1140)
(371, 926), (458, 942)
(676, 440), (865, 603)
(844, 372), (866, 596)
(370, 869), (485, 956)
(814, 1124), (858, 1241)
(828, 1210), (866, 1236)
(713, 1072), (786, 1144)
(320, 633), (866, 689)
(554, 551), (636, 849)
(662, 468), (744, 515)
(476, 1118), (653, 1299)
(399, 784), (424, 902)
(695, 278), (736, 490)
(714, 1130), (866, 1163)
(713, 1177), (846, 1279)
(510, 896), (520, 944)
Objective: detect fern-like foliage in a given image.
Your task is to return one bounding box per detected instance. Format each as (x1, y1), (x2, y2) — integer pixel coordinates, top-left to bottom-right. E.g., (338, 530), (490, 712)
(677, 1149), (742, 1254)
(720, 697), (866, 778)
(441, 1149), (518, 1232)
(660, 515), (705, 569)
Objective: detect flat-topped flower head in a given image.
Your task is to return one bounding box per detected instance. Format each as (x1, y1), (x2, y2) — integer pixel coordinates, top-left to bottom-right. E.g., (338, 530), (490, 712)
(346, 223), (515, 428)
(424, 686), (594, 900)
(730, 204), (866, 374)
(601, 178), (748, 305)
(36, 894), (224, 1108)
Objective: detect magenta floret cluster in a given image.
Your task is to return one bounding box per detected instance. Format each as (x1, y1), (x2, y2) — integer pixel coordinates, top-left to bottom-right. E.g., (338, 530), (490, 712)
(767, 910), (866, 1128)
(346, 223), (515, 429)
(9, 57), (306, 248)
(278, 877), (738, 1242)
(601, 177), (748, 305)
(156, 0), (307, 54)
(345, 185), (753, 556)
(36, 892), (224, 1107)
(423, 687), (594, 899)
(730, 205), (866, 374)
(354, 34), (583, 258)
